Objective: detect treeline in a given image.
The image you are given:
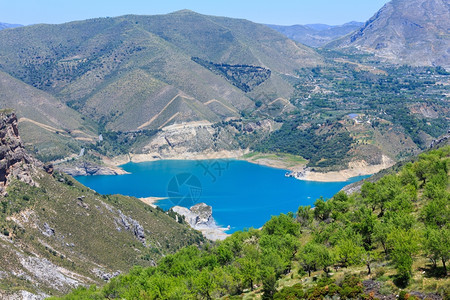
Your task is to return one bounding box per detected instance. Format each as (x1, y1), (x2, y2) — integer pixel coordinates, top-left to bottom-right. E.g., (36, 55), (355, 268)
(254, 120), (353, 168)
(192, 57), (271, 92)
(55, 146), (449, 299)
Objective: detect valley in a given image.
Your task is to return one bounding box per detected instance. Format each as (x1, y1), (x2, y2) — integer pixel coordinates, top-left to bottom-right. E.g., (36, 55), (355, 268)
(0, 0), (449, 298)
(0, 9), (447, 178)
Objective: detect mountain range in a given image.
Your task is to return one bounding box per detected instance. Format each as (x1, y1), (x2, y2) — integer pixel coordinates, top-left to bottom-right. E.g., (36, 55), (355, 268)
(0, 0), (448, 170)
(0, 0), (449, 298)
(0, 10), (320, 134)
(267, 21), (364, 47)
(0, 22), (22, 30)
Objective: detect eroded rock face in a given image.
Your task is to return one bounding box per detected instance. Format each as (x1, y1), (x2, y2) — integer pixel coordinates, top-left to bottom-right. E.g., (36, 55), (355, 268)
(171, 203), (214, 228)
(0, 112), (38, 194)
(143, 122), (240, 157)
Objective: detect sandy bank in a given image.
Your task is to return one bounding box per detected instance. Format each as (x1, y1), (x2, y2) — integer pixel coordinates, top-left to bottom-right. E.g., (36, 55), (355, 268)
(297, 155), (395, 182)
(241, 153), (394, 182)
(139, 197), (167, 208)
(104, 149), (250, 167)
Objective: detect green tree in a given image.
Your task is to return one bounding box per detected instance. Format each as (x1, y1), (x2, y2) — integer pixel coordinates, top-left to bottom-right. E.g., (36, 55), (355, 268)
(313, 197), (331, 221)
(236, 243), (260, 291)
(261, 267), (277, 300)
(297, 205), (313, 227)
(298, 242), (334, 276)
(329, 191), (351, 220)
(423, 226), (450, 272)
(387, 229), (420, 286)
(335, 237), (364, 267)
(298, 242), (320, 276)
(373, 220), (392, 254)
(421, 190), (450, 228)
(354, 207), (377, 250)
(263, 213), (301, 237)
(194, 269), (216, 300)
(361, 250), (380, 275)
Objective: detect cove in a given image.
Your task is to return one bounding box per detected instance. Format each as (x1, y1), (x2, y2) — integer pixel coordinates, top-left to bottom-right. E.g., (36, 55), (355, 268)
(75, 159), (369, 233)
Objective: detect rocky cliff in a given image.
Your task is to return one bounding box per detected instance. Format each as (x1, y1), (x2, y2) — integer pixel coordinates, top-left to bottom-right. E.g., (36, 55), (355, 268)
(0, 111), (39, 194)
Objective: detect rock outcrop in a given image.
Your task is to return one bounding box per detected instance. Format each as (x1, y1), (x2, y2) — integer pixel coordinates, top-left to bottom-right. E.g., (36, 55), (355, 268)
(0, 112), (39, 194)
(172, 203), (215, 228)
(171, 203), (229, 241)
(429, 130), (450, 149)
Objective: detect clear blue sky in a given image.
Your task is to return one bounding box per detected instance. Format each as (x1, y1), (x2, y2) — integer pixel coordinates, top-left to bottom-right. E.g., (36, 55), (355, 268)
(1, 0), (390, 26)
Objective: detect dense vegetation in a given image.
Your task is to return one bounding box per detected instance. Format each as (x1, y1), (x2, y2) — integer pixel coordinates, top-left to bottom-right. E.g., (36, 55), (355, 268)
(254, 120), (353, 168)
(192, 57), (271, 92)
(56, 146), (449, 299)
(0, 169), (205, 295)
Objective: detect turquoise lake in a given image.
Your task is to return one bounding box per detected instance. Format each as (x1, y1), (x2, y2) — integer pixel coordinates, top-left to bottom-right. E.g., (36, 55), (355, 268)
(75, 160), (368, 233)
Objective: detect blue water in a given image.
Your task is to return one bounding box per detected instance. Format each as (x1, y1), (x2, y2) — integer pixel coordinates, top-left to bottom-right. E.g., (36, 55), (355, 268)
(75, 160), (368, 232)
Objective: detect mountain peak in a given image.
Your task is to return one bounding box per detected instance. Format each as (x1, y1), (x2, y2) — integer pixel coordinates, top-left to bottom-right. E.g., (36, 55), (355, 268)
(329, 0), (450, 68)
(170, 9), (198, 15)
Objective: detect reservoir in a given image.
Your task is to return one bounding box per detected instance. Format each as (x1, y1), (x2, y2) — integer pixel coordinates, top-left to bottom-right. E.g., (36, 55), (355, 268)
(75, 159), (368, 232)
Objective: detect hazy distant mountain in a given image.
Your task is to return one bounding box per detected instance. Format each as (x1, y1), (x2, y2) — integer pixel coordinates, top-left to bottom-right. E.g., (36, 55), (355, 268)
(329, 0), (450, 68)
(267, 22), (364, 47)
(0, 22), (23, 30)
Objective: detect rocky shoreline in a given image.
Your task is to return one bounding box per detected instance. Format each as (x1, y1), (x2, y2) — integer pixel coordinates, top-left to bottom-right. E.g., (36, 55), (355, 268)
(56, 161), (129, 176)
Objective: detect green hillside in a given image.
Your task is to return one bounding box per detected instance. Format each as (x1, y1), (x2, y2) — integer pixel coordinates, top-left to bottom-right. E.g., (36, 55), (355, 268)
(0, 11), (321, 132)
(56, 145), (450, 299)
(0, 169), (204, 297)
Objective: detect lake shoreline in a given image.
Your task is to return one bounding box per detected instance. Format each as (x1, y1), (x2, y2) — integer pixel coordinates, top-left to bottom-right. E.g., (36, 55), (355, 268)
(100, 151), (386, 183)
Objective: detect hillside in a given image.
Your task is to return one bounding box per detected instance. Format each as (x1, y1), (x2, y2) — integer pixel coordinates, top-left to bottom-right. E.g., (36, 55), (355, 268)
(329, 0), (450, 68)
(267, 22), (364, 47)
(0, 111), (204, 298)
(0, 71), (97, 162)
(0, 11), (321, 132)
(57, 145), (450, 299)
